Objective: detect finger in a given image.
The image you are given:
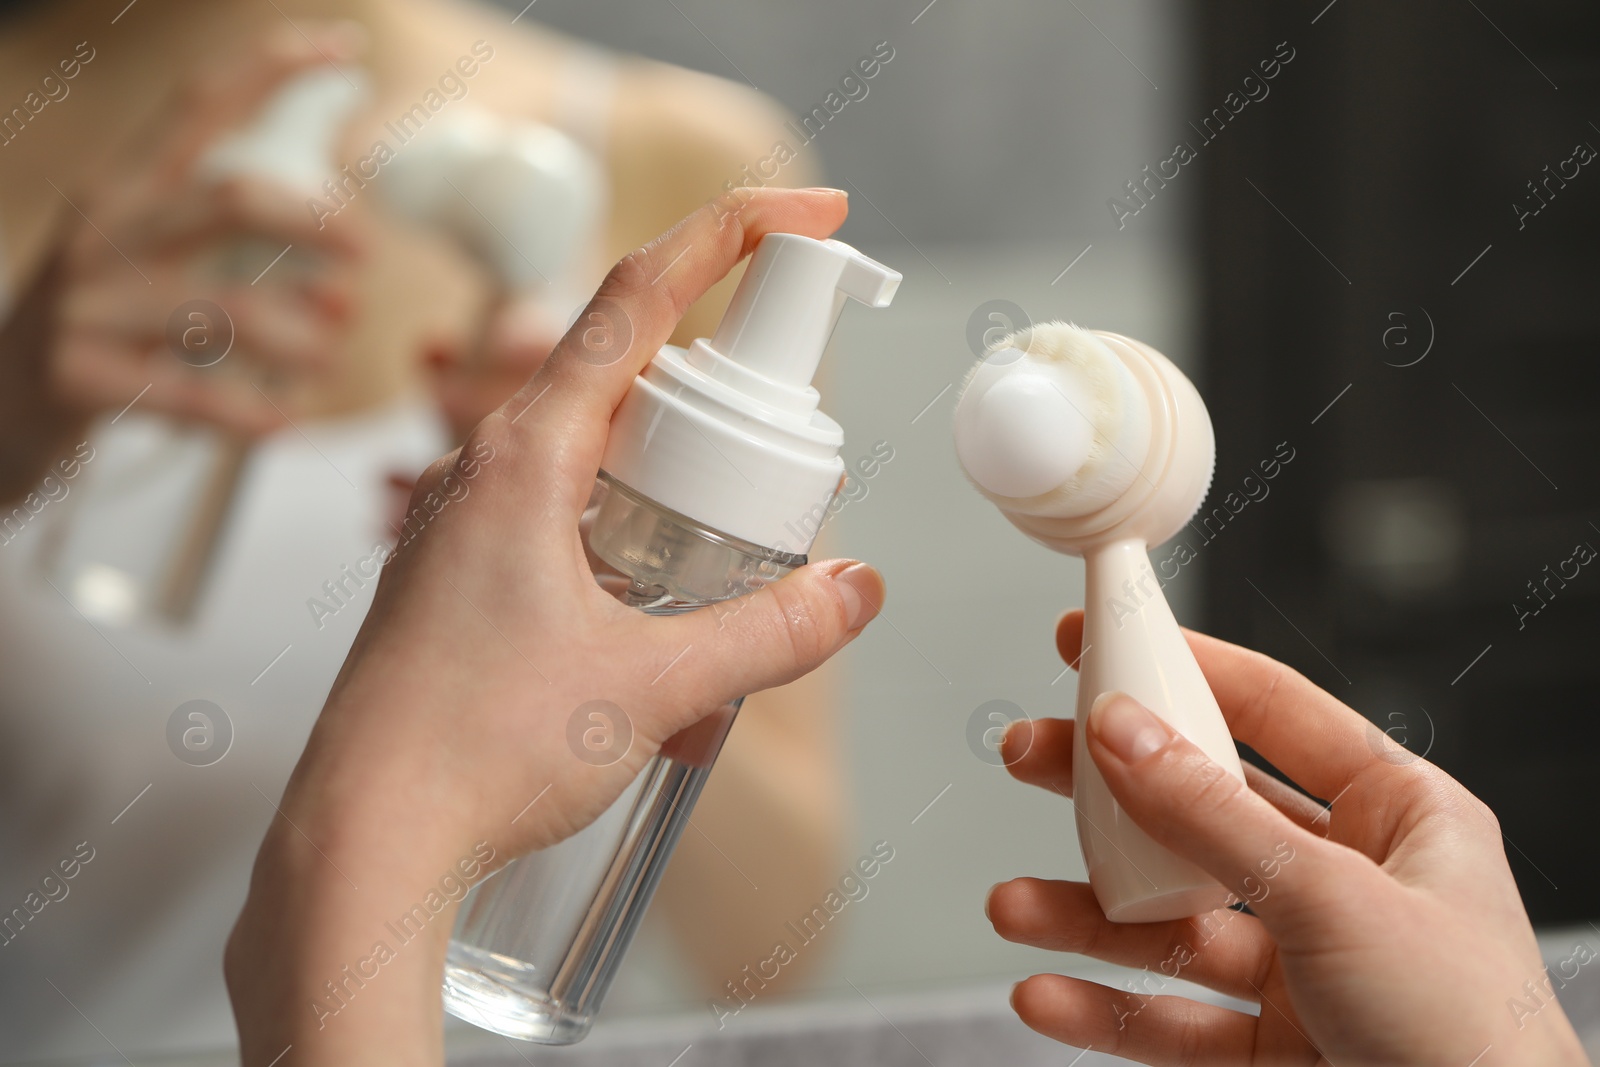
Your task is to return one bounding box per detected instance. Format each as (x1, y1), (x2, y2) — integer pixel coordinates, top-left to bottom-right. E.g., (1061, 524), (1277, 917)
(1002, 717), (1075, 794)
(141, 22), (366, 185)
(1001, 717), (1328, 831)
(651, 557), (882, 721)
(496, 187), (851, 517)
(1238, 765), (1329, 835)
(65, 283), (345, 372)
(65, 275), (350, 330)
(1010, 973), (1266, 1066)
(121, 174), (365, 259)
(212, 285), (349, 373)
(1056, 609), (1407, 804)
(54, 341), (286, 436)
(1084, 691), (1380, 933)
(1054, 608), (1087, 669)
(158, 374), (291, 437)
(987, 878), (1273, 1003)
(1183, 629), (1415, 805)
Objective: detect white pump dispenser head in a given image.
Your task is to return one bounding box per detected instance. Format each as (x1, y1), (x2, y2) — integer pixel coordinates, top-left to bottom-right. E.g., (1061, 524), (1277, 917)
(201, 66), (369, 193)
(601, 233), (900, 553)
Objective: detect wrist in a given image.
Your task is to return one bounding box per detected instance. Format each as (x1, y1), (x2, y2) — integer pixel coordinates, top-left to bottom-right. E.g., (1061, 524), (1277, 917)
(228, 778), (498, 1064)
(228, 824), (452, 1065)
(281, 695), (497, 882)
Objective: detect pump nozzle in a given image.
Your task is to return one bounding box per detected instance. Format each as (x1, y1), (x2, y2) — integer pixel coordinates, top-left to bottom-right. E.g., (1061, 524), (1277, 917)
(709, 235), (900, 389)
(201, 66), (369, 194)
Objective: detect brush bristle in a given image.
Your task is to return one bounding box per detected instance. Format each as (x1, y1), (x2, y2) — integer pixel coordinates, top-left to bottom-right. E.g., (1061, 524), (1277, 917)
(960, 322), (1151, 519)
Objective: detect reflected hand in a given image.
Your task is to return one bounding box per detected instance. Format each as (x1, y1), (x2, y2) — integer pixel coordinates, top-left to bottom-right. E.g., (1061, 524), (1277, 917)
(424, 295), (569, 444)
(0, 23), (365, 502)
(987, 610), (1589, 1066)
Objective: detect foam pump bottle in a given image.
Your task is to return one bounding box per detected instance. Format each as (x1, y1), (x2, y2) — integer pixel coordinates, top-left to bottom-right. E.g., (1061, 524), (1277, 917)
(442, 233), (901, 1042)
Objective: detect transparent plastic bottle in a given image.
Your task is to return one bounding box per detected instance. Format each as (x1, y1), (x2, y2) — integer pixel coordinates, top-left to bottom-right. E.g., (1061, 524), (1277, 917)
(441, 472), (799, 1042)
(440, 232), (900, 1043)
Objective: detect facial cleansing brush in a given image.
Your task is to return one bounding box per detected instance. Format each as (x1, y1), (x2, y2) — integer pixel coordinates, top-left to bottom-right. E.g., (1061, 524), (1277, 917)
(953, 323), (1247, 923)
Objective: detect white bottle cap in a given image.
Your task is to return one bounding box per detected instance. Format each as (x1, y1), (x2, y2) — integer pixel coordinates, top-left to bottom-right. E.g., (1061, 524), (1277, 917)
(601, 233), (900, 553)
(201, 66), (369, 194)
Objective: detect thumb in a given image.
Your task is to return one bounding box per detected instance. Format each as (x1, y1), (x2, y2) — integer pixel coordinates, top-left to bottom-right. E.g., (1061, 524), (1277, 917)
(1084, 691), (1368, 931)
(657, 559), (884, 710)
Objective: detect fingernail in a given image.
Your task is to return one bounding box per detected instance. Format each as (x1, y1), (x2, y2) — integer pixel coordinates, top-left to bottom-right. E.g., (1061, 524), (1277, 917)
(802, 186), (849, 198)
(824, 560), (882, 630)
(1089, 691), (1170, 763)
(984, 881), (1004, 921)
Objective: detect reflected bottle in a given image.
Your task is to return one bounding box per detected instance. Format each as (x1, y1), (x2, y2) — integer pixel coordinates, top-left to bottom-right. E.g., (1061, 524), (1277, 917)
(38, 67), (366, 626)
(441, 233), (901, 1042)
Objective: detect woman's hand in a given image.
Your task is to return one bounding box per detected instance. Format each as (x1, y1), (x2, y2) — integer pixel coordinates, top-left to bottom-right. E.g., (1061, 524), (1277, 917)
(988, 610), (1590, 1067)
(423, 295), (568, 444)
(225, 187), (883, 1066)
(0, 23), (366, 503)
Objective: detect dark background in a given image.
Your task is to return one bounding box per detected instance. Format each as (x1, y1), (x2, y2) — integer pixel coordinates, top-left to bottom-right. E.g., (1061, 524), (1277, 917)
(1198, 0), (1600, 924)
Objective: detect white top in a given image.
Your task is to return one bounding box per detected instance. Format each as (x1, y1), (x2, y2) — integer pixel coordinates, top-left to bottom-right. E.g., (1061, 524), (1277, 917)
(0, 125), (456, 1058)
(0, 402), (450, 1061)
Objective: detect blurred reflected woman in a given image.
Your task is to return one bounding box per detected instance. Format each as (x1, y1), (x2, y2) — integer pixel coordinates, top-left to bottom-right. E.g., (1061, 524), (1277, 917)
(0, 1), (843, 1060)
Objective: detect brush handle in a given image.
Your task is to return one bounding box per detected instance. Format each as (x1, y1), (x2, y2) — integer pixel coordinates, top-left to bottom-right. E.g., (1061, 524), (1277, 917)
(1074, 539), (1247, 922)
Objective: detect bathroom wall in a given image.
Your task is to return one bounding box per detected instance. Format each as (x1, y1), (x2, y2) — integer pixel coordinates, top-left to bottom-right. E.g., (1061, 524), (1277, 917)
(514, 0), (1203, 1015)
(527, 0), (1197, 247)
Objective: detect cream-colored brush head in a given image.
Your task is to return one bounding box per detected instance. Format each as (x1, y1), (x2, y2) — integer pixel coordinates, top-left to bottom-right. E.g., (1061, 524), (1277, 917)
(954, 322), (1151, 519)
